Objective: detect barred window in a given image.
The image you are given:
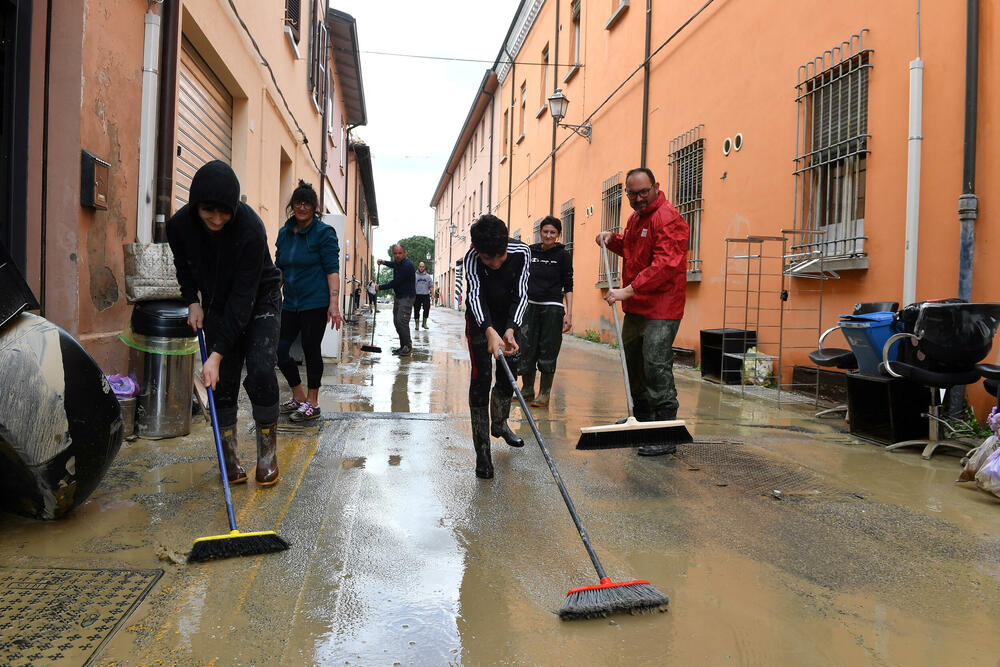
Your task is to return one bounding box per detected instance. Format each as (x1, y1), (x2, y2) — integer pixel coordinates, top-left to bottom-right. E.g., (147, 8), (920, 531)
(599, 173), (622, 285)
(560, 199), (575, 256)
(792, 29), (871, 263)
(668, 125), (704, 274)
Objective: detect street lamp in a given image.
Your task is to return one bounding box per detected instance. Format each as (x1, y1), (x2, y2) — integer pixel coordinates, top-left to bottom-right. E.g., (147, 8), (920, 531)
(548, 88), (591, 143)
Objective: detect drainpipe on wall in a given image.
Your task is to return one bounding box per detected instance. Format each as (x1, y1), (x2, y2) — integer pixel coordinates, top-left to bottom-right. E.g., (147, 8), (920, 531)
(40, 0), (54, 315)
(640, 0), (652, 167)
(505, 47), (515, 225)
(488, 85), (495, 212)
(344, 123), (359, 216)
(449, 176), (455, 308)
(957, 0), (978, 303)
(153, 0), (179, 243)
(902, 52), (923, 306)
(548, 0), (560, 216)
(136, 8), (161, 244)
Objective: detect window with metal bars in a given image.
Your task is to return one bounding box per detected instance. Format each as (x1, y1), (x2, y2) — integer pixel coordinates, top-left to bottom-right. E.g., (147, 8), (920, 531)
(668, 125), (704, 274)
(560, 199), (575, 256)
(599, 173), (622, 285)
(285, 0), (301, 43)
(792, 29), (871, 264)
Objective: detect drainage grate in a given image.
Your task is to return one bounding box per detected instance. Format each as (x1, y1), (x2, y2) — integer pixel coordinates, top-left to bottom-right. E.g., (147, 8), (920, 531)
(0, 567), (162, 666)
(676, 440), (836, 496)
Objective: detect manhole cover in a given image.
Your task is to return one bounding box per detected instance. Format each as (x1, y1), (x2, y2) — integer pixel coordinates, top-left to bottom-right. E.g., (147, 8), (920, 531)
(0, 567), (162, 666)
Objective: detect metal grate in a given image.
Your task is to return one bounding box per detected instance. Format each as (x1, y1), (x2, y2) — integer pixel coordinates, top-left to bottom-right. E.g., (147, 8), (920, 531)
(668, 125), (704, 274)
(598, 173), (622, 285)
(560, 198), (575, 256)
(792, 29), (871, 261)
(674, 440), (836, 496)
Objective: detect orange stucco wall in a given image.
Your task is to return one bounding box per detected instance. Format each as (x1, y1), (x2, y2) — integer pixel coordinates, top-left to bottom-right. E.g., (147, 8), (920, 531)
(487, 0), (1000, 415)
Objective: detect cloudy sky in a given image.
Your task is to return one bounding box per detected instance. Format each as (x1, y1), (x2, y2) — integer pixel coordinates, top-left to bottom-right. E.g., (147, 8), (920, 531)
(334, 1), (519, 259)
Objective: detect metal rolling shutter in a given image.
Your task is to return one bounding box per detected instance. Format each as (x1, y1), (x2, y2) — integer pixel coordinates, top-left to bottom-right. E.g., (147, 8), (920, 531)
(175, 38), (233, 209)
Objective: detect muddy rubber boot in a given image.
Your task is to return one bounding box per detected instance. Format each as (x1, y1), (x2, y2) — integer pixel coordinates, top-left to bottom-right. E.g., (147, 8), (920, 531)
(471, 406), (493, 479)
(219, 424), (248, 484)
(254, 420), (280, 486)
(422, 316), (429, 329)
(520, 370), (536, 403)
(490, 389), (524, 448)
(530, 372), (554, 408)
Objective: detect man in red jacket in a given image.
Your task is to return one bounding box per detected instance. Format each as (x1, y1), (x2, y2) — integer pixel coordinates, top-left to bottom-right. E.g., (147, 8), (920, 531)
(595, 167), (688, 456)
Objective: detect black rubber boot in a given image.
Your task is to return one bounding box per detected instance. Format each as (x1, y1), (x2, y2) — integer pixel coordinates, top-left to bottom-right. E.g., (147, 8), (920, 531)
(255, 420), (280, 486)
(219, 423), (247, 484)
(530, 372), (554, 408)
(520, 370), (536, 403)
(490, 389), (524, 447)
(471, 406), (493, 479)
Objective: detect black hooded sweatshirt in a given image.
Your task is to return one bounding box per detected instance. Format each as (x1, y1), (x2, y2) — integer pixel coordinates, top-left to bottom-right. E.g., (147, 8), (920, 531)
(166, 160), (281, 357)
(527, 242), (573, 305)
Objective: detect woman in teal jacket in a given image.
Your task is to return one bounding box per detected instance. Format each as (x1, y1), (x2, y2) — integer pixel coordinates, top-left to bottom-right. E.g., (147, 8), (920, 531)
(274, 181), (343, 421)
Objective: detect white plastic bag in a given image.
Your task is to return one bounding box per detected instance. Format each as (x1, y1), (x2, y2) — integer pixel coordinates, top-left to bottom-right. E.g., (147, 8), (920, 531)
(957, 435), (999, 482)
(975, 446), (1000, 498)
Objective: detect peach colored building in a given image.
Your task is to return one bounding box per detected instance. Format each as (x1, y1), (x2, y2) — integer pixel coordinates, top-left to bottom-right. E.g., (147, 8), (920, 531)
(431, 71), (499, 310)
(344, 141), (378, 312)
(437, 0), (1000, 414)
(4, 1), (372, 371)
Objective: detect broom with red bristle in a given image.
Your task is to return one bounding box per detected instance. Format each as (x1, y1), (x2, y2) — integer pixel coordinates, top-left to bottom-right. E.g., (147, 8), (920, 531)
(496, 354), (670, 620)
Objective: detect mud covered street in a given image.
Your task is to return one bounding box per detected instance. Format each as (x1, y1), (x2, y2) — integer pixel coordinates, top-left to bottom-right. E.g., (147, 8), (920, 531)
(3, 307), (1000, 665)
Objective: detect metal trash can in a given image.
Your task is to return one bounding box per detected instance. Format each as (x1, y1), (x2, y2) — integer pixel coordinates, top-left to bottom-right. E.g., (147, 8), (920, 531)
(120, 300), (197, 439)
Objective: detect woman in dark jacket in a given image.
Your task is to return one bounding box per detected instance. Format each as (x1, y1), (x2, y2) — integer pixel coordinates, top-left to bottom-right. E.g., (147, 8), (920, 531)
(166, 160), (283, 486)
(274, 181), (342, 422)
(519, 215), (574, 407)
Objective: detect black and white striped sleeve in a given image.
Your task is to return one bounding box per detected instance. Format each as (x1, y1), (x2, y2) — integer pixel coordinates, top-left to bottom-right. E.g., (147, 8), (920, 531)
(506, 241), (531, 331)
(464, 248), (491, 330)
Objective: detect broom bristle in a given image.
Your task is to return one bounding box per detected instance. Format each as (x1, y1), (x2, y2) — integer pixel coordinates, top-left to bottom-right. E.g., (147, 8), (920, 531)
(361, 344), (381, 353)
(188, 530), (290, 563)
(576, 425), (692, 450)
(558, 580), (669, 620)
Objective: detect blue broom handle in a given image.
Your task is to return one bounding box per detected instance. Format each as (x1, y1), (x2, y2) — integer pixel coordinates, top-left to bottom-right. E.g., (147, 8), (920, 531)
(601, 242), (635, 419)
(197, 328), (238, 533)
(496, 353), (608, 581)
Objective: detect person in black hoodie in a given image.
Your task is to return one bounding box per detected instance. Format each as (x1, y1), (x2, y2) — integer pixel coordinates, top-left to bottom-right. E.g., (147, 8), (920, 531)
(463, 214), (530, 479)
(166, 160), (283, 487)
(519, 216), (573, 408)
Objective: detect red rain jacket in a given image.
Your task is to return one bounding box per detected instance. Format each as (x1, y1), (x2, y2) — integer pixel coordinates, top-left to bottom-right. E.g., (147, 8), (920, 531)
(605, 190), (688, 320)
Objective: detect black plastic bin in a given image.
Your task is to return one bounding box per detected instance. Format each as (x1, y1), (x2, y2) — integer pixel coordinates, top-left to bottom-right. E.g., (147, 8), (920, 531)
(700, 328), (757, 384)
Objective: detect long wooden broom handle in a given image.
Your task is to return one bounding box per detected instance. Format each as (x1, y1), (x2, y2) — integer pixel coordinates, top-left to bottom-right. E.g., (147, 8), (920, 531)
(601, 241), (635, 419)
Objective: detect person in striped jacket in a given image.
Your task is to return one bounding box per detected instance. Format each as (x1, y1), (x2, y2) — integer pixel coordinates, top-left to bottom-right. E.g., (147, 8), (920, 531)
(463, 215), (531, 479)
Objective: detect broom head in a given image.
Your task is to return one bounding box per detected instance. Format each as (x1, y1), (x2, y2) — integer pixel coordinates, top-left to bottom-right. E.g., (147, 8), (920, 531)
(558, 577), (670, 620)
(576, 417), (693, 450)
(360, 344), (381, 353)
(188, 529), (290, 563)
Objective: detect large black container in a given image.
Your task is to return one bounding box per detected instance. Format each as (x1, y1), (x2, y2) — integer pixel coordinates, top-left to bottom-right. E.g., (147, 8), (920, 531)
(700, 328), (757, 384)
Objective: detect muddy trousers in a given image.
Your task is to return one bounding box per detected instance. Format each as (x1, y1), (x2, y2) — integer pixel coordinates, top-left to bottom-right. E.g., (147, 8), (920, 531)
(413, 294), (431, 322)
(276, 306), (327, 390)
(465, 318), (518, 409)
(203, 289), (281, 427)
(621, 314), (680, 420)
(393, 296), (414, 348)
(518, 303), (564, 375)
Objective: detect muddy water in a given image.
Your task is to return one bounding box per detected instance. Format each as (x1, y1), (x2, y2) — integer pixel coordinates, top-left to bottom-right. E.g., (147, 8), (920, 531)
(2, 308), (1000, 665)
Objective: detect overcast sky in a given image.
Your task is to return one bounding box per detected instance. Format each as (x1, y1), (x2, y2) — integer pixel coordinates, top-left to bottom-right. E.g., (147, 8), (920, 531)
(334, 1), (519, 260)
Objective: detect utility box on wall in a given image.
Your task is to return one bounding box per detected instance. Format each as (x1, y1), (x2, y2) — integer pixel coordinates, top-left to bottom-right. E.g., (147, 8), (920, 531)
(80, 150), (110, 210)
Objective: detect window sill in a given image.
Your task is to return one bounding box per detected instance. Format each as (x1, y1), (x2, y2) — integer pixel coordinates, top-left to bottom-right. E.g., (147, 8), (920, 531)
(604, 0), (629, 31)
(535, 105), (547, 119)
(499, 154), (508, 165)
(284, 26), (302, 59)
(563, 64), (581, 84)
(515, 134), (525, 145)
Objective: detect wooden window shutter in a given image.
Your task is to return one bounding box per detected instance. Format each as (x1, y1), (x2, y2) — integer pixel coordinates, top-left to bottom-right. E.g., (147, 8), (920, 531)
(285, 0), (301, 43)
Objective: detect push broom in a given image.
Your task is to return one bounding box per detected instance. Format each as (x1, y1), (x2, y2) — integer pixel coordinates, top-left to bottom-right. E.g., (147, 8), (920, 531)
(497, 354), (669, 619)
(361, 299), (381, 353)
(576, 242), (693, 450)
(188, 328), (290, 563)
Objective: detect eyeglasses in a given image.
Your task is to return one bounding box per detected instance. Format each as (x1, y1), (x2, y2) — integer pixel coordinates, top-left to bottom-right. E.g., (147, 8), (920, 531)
(292, 201), (314, 209)
(625, 187), (652, 199)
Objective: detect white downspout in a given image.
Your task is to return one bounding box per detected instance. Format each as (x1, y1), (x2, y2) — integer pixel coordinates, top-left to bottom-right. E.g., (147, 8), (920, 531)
(136, 9), (161, 243)
(903, 57), (923, 307)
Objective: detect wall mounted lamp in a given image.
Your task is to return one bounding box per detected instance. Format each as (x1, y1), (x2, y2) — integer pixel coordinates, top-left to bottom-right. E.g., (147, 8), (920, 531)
(547, 88), (592, 144)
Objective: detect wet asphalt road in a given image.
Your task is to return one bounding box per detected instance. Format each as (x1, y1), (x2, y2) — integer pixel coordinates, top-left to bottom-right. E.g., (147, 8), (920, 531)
(2, 306), (1000, 665)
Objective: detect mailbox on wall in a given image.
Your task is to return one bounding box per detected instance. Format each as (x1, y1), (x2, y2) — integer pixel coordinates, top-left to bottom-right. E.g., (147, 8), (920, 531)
(80, 150), (110, 210)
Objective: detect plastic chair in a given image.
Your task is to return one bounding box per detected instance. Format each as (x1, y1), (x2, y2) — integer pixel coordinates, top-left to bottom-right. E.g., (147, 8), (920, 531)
(808, 301), (899, 417)
(880, 301), (1000, 459)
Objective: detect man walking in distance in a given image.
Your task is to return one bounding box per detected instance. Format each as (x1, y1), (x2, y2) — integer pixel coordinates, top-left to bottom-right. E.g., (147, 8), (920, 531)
(413, 261), (433, 329)
(464, 214), (530, 478)
(377, 244), (416, 355)
(595, 167), (688, 457)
